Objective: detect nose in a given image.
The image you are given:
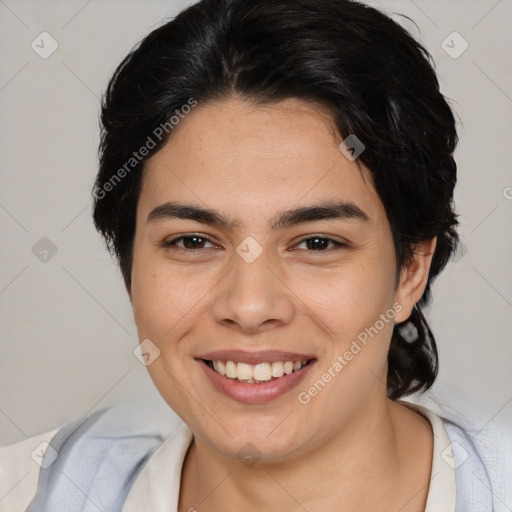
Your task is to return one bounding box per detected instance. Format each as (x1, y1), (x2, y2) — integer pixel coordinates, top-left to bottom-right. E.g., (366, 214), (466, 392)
(210, 249), (296, 335)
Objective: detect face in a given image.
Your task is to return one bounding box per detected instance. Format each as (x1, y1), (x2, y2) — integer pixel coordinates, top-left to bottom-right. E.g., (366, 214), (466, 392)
(129, 96), (428, 463)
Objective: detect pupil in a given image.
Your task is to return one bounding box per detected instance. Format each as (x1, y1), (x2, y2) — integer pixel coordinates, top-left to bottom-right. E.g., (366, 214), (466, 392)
(307, 237), (328, 250)
(184, 236), (204, 249)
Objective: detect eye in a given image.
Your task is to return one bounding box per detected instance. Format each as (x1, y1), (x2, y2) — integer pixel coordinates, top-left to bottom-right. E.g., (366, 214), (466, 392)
(162, 234), (218, 251)
(292, 236), (347, 251)
(161, 234), (347, 253)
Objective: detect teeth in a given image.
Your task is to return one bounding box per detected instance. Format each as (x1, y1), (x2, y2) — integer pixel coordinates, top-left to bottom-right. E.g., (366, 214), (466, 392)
(253, 363), (272, 381)
(225, 360), (237, 379)
(237, 362), (253, 380)
(271, 361), (284, 378)
(209, 359), (309, 383)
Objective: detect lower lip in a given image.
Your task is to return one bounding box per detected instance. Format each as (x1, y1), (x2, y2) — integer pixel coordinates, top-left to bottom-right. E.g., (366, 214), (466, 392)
(198, 359), (315, 404)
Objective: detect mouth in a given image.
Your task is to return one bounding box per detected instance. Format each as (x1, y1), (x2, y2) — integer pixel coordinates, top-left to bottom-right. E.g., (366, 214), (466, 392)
(201, 358), (314, 383)
(195, 350), (317, 404)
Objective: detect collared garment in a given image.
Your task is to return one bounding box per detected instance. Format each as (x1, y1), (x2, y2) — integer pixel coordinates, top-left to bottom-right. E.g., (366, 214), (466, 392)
(0, 398), (498, 511)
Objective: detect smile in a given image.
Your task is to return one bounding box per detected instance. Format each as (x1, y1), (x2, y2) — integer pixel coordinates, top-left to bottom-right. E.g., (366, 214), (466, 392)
(196, 351), (317, 404)
(205, 359), (311, 383)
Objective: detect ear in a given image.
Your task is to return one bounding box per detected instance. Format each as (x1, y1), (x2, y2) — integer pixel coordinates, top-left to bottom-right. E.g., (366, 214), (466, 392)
(394, 237), (437, 324)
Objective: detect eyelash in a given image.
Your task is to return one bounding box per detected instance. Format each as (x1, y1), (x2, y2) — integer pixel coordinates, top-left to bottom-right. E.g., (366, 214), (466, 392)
(161, 233), (347, 252)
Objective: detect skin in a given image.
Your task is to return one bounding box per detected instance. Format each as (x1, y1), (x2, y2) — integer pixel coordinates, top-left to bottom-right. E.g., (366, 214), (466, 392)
(128, 96), (437, 511)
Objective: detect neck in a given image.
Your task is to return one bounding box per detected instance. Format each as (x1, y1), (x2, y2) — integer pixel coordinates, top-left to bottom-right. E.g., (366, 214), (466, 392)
(178, 397), (432, 512)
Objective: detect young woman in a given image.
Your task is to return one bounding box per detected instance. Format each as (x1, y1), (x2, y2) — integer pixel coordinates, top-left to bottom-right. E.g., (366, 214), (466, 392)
(1, 0), (497, 510)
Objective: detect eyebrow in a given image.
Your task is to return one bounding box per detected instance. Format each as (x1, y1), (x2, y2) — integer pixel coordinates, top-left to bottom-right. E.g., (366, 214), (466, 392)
(147, 200), (370, 230)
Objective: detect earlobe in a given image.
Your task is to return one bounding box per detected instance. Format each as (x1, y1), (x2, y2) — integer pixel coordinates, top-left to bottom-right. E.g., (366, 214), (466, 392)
(394, 237), (437, 323)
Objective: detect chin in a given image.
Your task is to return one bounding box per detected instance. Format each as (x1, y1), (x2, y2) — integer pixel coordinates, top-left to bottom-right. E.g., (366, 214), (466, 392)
(197, 415), (312, 463)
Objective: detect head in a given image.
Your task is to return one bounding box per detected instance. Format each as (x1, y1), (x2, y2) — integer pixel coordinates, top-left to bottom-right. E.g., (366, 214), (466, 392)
(93, 0), (459, 461)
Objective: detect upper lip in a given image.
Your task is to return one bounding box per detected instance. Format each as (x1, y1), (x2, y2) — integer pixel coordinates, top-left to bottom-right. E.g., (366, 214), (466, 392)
(196, 350), (316, 365)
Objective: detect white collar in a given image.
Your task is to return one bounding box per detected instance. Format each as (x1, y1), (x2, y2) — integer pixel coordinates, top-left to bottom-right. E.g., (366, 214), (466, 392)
(399, 400), (456, 512)
(121, 402), (456, 511)
(121, 422), (193, 511)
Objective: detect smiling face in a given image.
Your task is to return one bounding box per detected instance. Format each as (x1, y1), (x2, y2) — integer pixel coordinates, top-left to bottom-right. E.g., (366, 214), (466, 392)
(129, 96), (426, 462)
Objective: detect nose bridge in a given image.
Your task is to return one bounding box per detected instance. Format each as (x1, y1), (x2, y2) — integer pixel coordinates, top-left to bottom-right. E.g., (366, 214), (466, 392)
(210, 244), (294, 332)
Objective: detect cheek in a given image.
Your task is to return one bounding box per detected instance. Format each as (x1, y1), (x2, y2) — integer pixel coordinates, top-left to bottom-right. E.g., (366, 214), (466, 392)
(294, 261), (397, 392)
(130, 254), (210, 341)
(293, 257), (395, 328)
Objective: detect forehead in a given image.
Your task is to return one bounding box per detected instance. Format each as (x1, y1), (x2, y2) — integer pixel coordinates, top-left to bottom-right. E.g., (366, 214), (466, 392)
(140, 96), (383, 227)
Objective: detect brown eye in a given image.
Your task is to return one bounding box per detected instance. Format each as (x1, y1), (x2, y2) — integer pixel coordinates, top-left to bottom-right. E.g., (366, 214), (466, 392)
(163, 234), (216, 250)
(293, 236), (346, 251)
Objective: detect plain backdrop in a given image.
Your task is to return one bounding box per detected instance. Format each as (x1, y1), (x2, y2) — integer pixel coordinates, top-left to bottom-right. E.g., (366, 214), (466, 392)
(0, 0), (511, 503)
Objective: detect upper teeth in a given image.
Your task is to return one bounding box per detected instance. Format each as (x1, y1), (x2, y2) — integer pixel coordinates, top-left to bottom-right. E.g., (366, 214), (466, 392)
(211, 360), (308, 382)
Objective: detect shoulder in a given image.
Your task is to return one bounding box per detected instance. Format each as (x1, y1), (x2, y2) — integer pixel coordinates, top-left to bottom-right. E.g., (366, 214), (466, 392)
(441, 417), (499, 511)
(402, 398), (508, 512)
(0, 427), (60, 511)
(0, 397), (184, 512)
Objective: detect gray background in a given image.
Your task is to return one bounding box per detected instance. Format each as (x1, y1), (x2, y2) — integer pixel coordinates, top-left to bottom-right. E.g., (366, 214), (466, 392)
(1, 0), (511, 503)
